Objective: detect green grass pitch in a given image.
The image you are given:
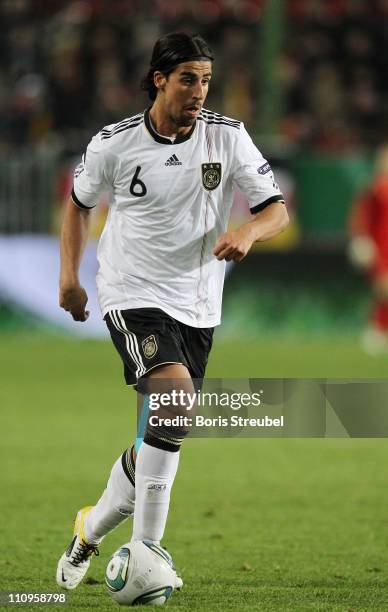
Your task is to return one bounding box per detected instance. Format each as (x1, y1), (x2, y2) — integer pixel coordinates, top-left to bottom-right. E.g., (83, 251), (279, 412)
(1, 333), (388, 611)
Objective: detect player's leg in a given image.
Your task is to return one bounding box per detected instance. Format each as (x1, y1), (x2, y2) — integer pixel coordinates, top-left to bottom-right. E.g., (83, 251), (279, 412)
(56, 398), (148, 590)
(83, 389), (152, 547)
(79, 307), (166, 545)
(55, 446), (137, 589)
(83, 447), (136, 544)
(58, 364), (189, 588)
(131, 363), (194, 544)
(56, 308), (188, 589)
(81, 387), (152, 544)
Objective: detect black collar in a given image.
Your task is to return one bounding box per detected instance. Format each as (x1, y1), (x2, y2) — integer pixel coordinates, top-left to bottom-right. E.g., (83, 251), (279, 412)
(144, 108), (196, 145)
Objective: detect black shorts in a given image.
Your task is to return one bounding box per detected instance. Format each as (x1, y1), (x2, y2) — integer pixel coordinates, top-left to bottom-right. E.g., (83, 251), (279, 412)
(104, 308), (214, 387)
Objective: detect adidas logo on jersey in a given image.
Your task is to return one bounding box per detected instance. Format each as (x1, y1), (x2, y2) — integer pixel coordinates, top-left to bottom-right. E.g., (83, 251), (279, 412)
(165, 154), (182, 166)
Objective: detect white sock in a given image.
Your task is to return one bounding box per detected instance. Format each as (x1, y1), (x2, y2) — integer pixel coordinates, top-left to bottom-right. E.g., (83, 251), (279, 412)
(131, 442), (180, 544)
(84, 456), (136, 544)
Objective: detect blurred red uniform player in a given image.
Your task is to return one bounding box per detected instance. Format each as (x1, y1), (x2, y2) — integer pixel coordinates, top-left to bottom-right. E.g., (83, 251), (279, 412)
(349, 147), (388, 352)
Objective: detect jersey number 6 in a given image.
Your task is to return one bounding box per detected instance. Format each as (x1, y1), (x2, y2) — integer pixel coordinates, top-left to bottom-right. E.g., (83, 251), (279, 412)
(130, 166), (147, 197)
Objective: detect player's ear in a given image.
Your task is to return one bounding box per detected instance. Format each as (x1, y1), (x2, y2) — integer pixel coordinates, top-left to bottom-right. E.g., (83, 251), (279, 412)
(153, 71), (166, 93)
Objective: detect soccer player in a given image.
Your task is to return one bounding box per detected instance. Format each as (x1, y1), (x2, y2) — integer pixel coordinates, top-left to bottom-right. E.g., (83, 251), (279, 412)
(349, 145), (388, 353)
(56, 32), (288, 591)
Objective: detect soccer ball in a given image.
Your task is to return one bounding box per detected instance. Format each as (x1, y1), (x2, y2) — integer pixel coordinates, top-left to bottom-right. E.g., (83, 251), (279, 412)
(105, 540), (176, 606)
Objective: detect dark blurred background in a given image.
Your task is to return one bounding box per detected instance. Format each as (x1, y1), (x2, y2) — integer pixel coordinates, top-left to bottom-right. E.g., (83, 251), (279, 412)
(1, 0), (388, 153)
(0, 0), (387, 344)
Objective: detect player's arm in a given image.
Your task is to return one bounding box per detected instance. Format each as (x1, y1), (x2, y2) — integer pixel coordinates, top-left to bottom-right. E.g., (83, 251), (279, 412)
(59, 133), (107, 321)
(221, 123), (289, 262)
(214, 202), (288, 262)
(59, 198), (92, 322)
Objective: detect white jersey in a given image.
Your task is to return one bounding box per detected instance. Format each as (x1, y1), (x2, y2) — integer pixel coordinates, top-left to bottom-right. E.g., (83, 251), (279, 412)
(72, 108), (284, 327)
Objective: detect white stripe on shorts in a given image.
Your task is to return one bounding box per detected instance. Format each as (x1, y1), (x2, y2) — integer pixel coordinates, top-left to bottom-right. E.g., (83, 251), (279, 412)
(109, 310), (146, 378)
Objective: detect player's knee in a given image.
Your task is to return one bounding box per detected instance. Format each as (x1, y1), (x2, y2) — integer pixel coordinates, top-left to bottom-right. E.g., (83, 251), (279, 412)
(137, 363), (193, 396)
(145, 375), (195, 415)
(142, 378), (196, 452)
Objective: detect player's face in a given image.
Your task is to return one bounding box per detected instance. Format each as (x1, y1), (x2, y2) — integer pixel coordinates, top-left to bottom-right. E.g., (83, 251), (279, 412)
(157, 61), (212, 127)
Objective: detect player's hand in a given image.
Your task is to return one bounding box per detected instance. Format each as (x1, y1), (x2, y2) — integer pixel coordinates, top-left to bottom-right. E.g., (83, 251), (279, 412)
(213, 229), (253, 262)
(59, 283), (90, 322)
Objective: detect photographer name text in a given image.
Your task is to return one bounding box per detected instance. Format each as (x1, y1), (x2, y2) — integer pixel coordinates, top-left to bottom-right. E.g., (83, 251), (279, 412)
(148, 415), (284, 428)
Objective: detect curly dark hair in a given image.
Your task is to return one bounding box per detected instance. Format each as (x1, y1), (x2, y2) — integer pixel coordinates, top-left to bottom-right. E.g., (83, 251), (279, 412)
(141, 32), (214, 101)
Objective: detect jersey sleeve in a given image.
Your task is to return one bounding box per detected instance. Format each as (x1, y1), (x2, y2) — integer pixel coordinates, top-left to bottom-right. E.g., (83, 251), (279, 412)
(232, 124), (284, 214)
(72, 133), (110, 209)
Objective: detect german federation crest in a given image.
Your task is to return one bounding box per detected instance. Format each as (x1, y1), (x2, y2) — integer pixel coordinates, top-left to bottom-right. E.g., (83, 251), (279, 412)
(142, 335), (158, 359)
(201, 163), (222, 191)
